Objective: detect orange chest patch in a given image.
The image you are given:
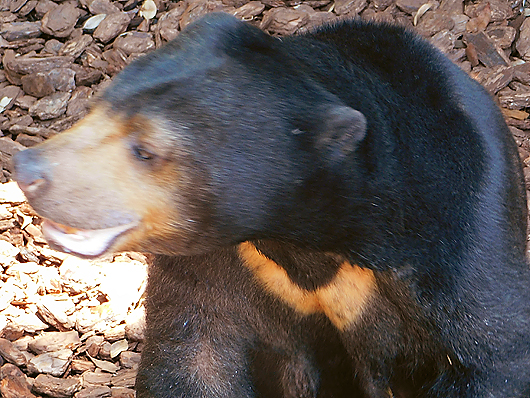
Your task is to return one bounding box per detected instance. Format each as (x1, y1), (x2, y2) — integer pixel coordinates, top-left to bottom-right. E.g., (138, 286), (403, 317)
(238, 242), (376, 330)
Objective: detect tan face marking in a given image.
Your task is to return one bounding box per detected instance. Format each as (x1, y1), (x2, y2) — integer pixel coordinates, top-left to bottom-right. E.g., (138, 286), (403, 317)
(20, 104), (190, 255)
(238, 242), (376, 330)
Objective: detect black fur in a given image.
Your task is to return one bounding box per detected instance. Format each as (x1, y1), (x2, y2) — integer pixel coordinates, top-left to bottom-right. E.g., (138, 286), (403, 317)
(138, 250), (357, 398)
(127, 15), (530, 396)
(127, 14), (530, 396)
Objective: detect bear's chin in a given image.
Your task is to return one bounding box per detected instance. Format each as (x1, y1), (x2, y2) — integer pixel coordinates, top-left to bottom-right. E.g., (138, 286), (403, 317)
(41, 219), (137, 258)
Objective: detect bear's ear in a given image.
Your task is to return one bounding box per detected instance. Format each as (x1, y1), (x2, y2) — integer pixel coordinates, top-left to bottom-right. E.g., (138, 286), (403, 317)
(315, 106), (367, 162)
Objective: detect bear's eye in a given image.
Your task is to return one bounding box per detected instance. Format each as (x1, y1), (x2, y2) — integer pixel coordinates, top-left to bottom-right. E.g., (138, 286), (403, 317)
(132, 144), (156, 162)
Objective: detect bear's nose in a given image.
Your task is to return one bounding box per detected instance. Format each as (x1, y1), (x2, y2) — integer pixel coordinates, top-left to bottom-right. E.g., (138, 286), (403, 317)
(13, 148), (51, 199)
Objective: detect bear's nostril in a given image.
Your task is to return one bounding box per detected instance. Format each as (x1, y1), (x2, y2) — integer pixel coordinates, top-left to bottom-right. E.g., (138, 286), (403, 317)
(16, 178), (48, 198)
(25, 178), (47, 195)
(13, 148), (51, 198)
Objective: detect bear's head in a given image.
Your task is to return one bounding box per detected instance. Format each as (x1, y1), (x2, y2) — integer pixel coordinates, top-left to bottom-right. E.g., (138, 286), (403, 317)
(14, 13), (367, 258)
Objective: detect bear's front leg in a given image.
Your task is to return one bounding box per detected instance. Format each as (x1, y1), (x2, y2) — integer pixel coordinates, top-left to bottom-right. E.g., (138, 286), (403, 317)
(136, 252), (258, 398)
(136, 333), (254, 398)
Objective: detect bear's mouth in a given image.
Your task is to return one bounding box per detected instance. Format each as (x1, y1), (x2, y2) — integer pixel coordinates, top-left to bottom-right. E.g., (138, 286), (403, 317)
(42, 219), (137, 258)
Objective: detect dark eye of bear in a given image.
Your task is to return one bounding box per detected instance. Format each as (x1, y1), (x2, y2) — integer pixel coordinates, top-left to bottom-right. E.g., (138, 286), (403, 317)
(132, 144), (156, 162)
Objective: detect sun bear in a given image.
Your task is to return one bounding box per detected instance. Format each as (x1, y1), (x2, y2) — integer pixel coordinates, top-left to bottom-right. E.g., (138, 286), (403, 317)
(13, 12), (530, 398)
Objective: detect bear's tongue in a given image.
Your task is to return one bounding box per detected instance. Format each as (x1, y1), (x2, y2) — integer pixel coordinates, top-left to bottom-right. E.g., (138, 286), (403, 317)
(41, 220), (136, 258)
